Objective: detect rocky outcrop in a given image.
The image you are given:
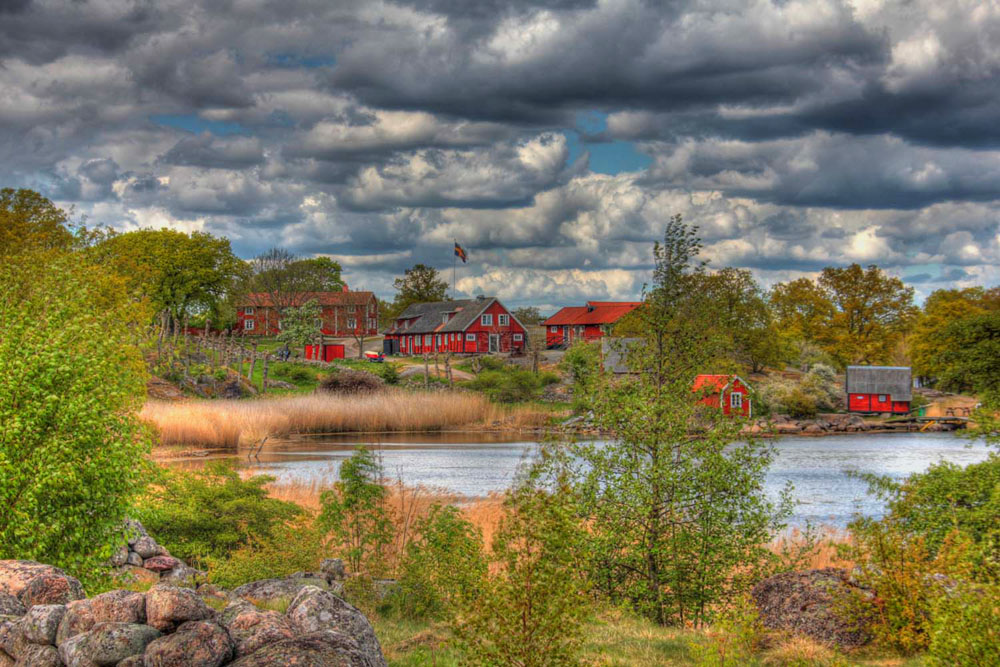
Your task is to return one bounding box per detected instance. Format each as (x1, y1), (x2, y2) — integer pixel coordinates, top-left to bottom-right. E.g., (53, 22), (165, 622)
(111, 522), (207, 589)
(0, 561), (386, 666)
(752, 568), (873, 649)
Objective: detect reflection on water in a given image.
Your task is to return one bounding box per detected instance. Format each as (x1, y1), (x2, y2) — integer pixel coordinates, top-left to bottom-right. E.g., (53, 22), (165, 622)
(166, 431), (991, 527)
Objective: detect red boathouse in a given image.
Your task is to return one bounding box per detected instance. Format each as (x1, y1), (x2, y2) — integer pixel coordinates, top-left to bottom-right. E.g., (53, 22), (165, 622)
(693, 374), (753, 417)
(542, 301), (642, 348)
(846, 366), (912, 414)
(383, 296), (527, 356)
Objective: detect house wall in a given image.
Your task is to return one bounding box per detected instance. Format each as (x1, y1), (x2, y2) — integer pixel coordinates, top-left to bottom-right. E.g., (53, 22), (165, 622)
(848, 393), (910, 414)
(389, 300), (526, 356)
(696, 377), (751, 417)
(238, 298), (379, 337)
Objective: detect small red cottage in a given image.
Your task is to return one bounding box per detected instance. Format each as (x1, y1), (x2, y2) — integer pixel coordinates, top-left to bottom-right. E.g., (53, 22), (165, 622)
(237, 289), (379, 338)
(693, 374), (753, 417)
(542, 301), (642, 348)
(383, 296), (527, 356)
(846, 366), (912, 414)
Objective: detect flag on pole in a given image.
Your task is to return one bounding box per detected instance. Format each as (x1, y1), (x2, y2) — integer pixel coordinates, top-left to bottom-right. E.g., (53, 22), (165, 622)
(454, 241), (467, 263)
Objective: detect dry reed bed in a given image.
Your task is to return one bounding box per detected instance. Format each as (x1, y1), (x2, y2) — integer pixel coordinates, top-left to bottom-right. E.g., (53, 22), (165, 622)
(143, 391), (505, 448)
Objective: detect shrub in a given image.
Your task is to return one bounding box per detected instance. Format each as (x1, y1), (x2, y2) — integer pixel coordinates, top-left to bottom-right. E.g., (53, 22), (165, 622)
(378, 363), (400, 385)
(319, 368), (385, 394)
(272, 364), (315, 385)
(138, 460), (303, 568)
(927, 583), (1000, 666)
(782, 386), (818, 419)
(207, 519), (326, 589)
(0, 252), (152, 584)
(319, 449), (392, 575)
(468, 368), (547, 403)
(477, 355), (506, 372)
(687, 595), (764, 667)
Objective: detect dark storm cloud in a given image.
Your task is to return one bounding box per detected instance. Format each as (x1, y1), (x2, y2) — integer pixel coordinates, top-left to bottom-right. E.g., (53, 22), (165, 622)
(160, 135), (264, 169)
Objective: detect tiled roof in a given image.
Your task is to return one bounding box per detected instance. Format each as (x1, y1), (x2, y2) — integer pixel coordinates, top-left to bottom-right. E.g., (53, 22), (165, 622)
(543, 301), (642, 327)
(384, 298), (496, 335)
(242, 291), (375, 308)
(846, 366), (912, 401)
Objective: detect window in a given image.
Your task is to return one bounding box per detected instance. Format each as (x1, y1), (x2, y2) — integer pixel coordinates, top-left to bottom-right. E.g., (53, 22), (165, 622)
(878, 394), (887, 402)
(244, 320), (255, 331)
(498, 314), (509, 326)
(550, 326), (558, 333)
(481, 314), (493, 326)
(244, 307), (255, 315)
(348, 305), (357, 313)
(425, 334), (432, 345)
(466, 333), (476, 341)
(347, 318), (357, 329)
(730, 392), (743, 409)
(368, 318), (377, 329)
(435, 334), (442, 346)
(513, 333), (523, 342)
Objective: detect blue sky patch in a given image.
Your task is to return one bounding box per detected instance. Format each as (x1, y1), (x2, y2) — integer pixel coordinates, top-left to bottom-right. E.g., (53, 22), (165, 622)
(565, 131), (652, 175)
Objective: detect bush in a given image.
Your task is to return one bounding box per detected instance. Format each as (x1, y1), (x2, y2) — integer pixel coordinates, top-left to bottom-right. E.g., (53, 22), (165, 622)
(687, 595), (764, 667)
(477, 355), (507, 372)
(272, 363), (315, 385)
(927, 583), (1000, 666)
(561, 341), (600, 410)
(207, 519), (326, 590)
(138, 460), (303, 568)
(0, 252), (152, 584)
(319, 449), (392, 575)
(378, 363), (400, 385)
(782, 387), (818, 419)
(468, 368), (546, 403)
(319, 368), (385, 394)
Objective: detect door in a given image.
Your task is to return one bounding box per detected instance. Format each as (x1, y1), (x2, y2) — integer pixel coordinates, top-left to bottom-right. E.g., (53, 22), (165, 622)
(489, 334), (500, 353)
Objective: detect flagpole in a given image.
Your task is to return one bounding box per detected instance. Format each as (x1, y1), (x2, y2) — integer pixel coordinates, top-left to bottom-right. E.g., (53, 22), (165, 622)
(452, 240), (457, 299)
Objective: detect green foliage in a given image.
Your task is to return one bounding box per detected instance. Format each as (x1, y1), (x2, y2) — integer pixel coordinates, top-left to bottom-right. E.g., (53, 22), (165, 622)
(927, 583), (1000, 667)
(319, 449), (393, 575)
(392, 263), (450, 313)
(686, 595), (763, 667)
(207, 519), (326, 589)
(561, 341), (601, 410)
(378, 362), (401, 385)
(0, 188), (76, 256)
(512, 305), (543, 325)
(277, 298), (322, 348)
(467, 368), (550, 403)
(0, 251), (152, 584)
(932, 311), (1000, 395)
(389, 504), (486, 620)
(701, 267), (784, 373)
(270, 363), (317, 385)
(756, 366), (840, 418)
(138, 460), (303, 568)
(452, 471), (591, 666)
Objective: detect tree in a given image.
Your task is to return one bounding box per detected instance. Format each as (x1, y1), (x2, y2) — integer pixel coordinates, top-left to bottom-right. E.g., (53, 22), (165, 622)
(930, 311), (1000, 395)
(910, 288), (998, 384)
(91, 228), (247, 328)
(0, 188), (75, 257)
(277, 299), (322, 352)
(769, 277), (836, 349)
(565, 217), (790, 627)
(319, 449), (392, 575)
(244, 249), (344, 330)
(512, 306), (543, 326)
(702, 267), (784, 372)
(391, 263), (449, 312)
(818, 264), (917, 366)
(294, 256), (344, 292)
(0, 251), (153, 583)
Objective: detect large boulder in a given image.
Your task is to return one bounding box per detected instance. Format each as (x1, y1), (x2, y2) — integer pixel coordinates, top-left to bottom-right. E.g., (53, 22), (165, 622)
(144, 586), (213, 633)
(131, 537), (159, 561)
(751, 568), (873, 649)
(319, 559), (346, 582)
(0, 596), (23, 618)
(230, 576), (332, 605)
(90, 590), (146, 626)
(221, 607), (294, 659)
(13, 643), (60, 666)
(286, 586), (385, 666)
(0, 561), (84, 608)
(142, 557), (182, 574)
(228, 631), (377, 667)
(142, 620), (232, 667)
(159, 565), (204, 588)
(21, 604), (64, 645)
(59, 622), (161, 667)
(0, 618), (27, 660)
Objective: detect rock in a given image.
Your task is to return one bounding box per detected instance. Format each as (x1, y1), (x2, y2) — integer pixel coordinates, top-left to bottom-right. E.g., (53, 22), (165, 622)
(57, 632), (98, 667)
(145, 586), (213, 633)
(116, 566), (159, 588)
(159, 565), (204, 588)
(802, 423), (825, 434)
(0, 618), (27, 659)
(91, 590), (146, 626)
(0, 653), (11, 667)
(13, 643), (60, 666)
(774, 422), (802, 434)
(110, 547), (129, 569)
(286, 586), (384, 666)
(142, 620), (232, 667)
(56, 600), (95, 645)
(125, 553), (144, 568)
(131, 537), (159, 561)
(117, 656), (143, 667)
(142, 557), (182, 573)
(124, 520), (149, 546)
(320, 559), (345, 582)
(21, 604), (64, 645)
(228, 631), (382, 667)
(59, 622), (160, 667)
(0, 595), (23, 618)
(0, 561), (83, 608)
(752, 568), (873, 649)
(223, 607), (294, 658)
(230, 576), (330, 605)
(218, 601), (256, 628)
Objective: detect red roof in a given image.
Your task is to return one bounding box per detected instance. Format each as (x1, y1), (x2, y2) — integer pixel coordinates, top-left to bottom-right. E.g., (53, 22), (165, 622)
(692, 374), (752, 393)
(241, 291), (375, 308)
(543, 301), (642, 327)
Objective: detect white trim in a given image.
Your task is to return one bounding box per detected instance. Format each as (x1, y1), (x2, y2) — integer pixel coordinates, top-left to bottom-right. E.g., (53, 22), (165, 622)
(498, 313), (509, 326)
(481, 313), (493, 326)
(244, 320), (255, 331)
(244, 307), (255, 315)
(465, 333), (476, 342)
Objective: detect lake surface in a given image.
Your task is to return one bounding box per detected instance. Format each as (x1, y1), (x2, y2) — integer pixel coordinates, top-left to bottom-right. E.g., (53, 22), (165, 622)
(169, 431), (992, 528)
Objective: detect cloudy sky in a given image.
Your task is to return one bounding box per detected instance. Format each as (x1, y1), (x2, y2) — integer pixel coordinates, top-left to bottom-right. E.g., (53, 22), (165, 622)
(3, 0), (999, 310)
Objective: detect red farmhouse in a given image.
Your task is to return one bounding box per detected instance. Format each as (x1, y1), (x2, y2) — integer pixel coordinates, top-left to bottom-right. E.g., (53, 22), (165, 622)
(237, 289), (379, 338)
(846, 366), (912, 414)
(542, 301), (642, 348)
(383, 297), (527, 356)
(693, 374), (753, 417)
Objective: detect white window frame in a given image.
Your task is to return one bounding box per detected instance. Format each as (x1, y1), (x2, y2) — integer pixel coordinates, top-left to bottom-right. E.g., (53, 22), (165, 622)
(435, 334), (442, 346)
(878, 394), (887, 402)
(498, 314), (509, 326)
(424, 334), (432, 345)
(481, 314), (493, 326)
(513, 333), (523, 342)
(466, 333), (476, 342)
(244, 307), (255, 315)
(368, 317), (377, 329)
(244, 320), (255, 331)
(550, 326), (558, 333)
(730, 392), (743, 409)
(347, 318), (357, 329)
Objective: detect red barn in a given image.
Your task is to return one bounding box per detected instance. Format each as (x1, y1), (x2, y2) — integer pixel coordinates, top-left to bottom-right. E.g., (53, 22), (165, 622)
(542, 301), (642, 348)
(237, 290), (378, 338)
(383, 296), (527, 356)
(693, 374), (753, 417)
(846, 366), (912, 414)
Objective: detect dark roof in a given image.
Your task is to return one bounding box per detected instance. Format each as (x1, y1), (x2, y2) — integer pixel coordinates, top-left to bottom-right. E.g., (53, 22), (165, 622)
(384, 298), (496, 335)
(846, 366), (912, 401)
(242, 291), (375, 307)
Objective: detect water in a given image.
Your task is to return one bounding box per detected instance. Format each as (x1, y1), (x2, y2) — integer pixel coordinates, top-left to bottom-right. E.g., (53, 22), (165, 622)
(168, 431), (992, 528)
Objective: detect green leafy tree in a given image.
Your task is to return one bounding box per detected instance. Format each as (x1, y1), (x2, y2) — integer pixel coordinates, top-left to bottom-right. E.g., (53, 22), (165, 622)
(512, 306), (543, 325)
(245, 248), (344, 319)
(928, 311), (1000, 395)
(702, 267), (784, 372)
(277, 298), (322, 351)
(560, 340), (601, 411)
(0, 188), (76, 257)
(392, 263), (450, 312)
(769, 277), (836, 346)
(319, 449), (393, 575)
(909, 288), (995, 382)
(0, 251), (152, 582)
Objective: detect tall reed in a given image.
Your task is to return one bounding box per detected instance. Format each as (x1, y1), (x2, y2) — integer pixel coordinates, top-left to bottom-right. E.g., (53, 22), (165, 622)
(143, 391), (504, 448)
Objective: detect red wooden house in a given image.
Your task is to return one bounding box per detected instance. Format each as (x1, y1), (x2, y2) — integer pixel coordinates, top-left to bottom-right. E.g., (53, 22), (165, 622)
(693, 374), (753, 417)
(542, 301), (643, 348)
(846, 366), (912, 414)
(383, 296), (527, 356)
(237, 289), (379, 338)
